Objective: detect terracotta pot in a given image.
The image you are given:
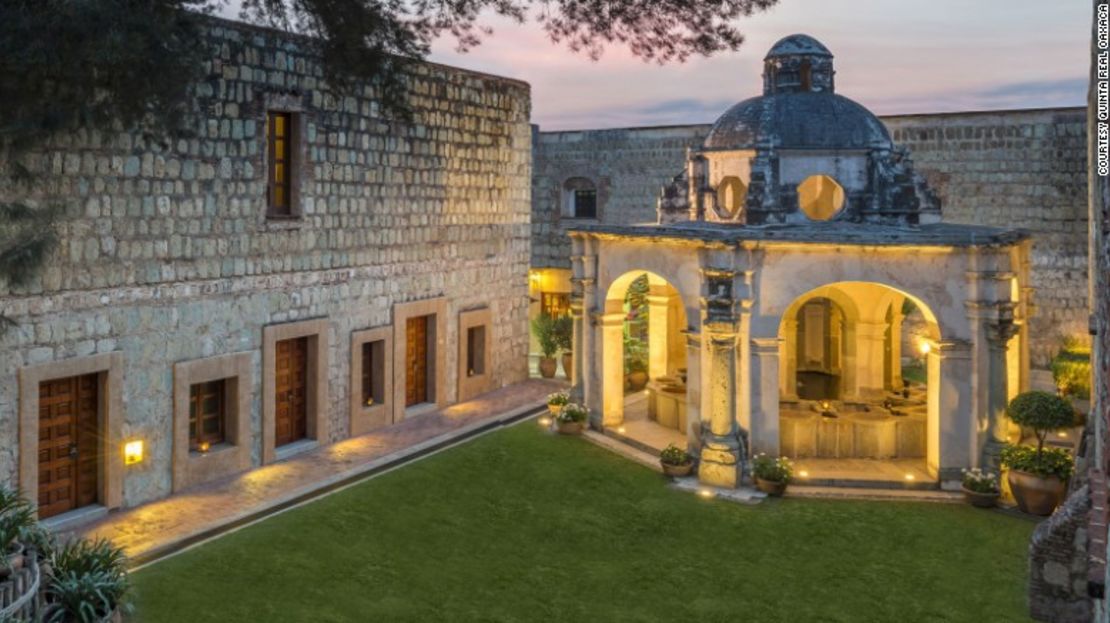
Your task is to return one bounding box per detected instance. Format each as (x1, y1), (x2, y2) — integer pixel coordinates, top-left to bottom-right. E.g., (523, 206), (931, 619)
(626, 371), (649, 391)
(661, 461), (694, 478)
(557, 420), (583, 435)
(1008, 470), (1066, 516)
(961, 487), (1000, 509)
(539, 357), (558, 378)
(755, 477), (788, 497)
(562, 353), (573, 379)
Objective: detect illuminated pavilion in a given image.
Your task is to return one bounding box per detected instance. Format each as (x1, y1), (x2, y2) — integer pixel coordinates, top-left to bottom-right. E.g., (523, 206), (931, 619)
(566, 35), (1034, 489)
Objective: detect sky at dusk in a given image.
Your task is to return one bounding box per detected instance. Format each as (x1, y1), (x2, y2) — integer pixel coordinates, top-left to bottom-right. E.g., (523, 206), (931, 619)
(221, 1), (1090, 131)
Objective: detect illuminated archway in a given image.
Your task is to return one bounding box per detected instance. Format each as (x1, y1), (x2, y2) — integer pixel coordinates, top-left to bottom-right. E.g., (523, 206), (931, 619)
(776, 281), (942, 478)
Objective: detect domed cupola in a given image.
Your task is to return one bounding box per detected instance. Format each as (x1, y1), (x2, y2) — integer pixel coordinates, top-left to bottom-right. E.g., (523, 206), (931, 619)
(763, 34), (835, 94)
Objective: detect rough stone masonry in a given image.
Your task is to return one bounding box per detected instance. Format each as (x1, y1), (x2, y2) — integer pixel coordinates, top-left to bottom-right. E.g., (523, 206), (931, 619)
(0, 16), (532, 509)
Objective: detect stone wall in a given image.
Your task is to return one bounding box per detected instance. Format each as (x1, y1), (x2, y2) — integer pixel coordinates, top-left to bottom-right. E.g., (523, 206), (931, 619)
(1029, 484), (1093, 622)
(532, 107), (1088, 367)
(0, 16), (532, 508)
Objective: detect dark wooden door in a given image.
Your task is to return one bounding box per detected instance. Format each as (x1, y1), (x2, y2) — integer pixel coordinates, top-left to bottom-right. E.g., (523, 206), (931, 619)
(275, 337), (309, 446)
(406, 316), (429, 406)
(37, 374), (99, 519)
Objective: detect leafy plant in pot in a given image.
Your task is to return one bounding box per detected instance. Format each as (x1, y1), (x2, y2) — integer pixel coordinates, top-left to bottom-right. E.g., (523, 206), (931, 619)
(0, 487), (37, 578)
(960, 468), (1000, 508)
(553, 314), (574, 380)
(751, 453), (793, 497)
(1000, 391), (1076, 516)
(43, 537), (131, 623)
(659, 443), (694, 478)
(531, 314), (559, 378)
(623, 335), (649, 392)
(555, 403), (588, 435)
(546, 391), (569, 416)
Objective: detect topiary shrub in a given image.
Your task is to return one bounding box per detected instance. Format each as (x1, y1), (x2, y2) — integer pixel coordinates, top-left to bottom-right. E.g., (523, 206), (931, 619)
(531, 314), (559, 359)
(1001, 391), (1076, 481)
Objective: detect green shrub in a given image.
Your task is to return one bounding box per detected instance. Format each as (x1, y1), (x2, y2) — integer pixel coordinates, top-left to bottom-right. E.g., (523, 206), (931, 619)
(0, 487), (37, 553)
(553, 315), (573, 353)
(960, 468), (999, 494)
(45, 537), (130, 623)
(751, 453), (793, 484)
(1051, 342), (1091, 400)
(623, 334), (648, 375)
(531, 313), (559, 358)
(660, 443), (692, 466)
(1000, 444), (1074, 481)
(547, 391), (569, 407)
(1006, 391), (1075, 454)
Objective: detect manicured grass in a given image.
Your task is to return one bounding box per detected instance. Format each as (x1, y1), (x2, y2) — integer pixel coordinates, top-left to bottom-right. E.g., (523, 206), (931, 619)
(132, 423), (1035, 622)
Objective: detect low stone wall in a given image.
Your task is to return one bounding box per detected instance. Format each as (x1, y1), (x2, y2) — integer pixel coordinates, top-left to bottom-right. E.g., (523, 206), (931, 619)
(532, 107), (1088, 368)
(1029, 484), (1092, 622)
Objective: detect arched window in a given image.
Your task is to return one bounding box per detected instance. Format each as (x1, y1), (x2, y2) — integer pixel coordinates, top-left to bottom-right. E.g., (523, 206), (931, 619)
(563, 177), (598, 219)
(715, 176), (747, 219)
(797, 175), (845, 221)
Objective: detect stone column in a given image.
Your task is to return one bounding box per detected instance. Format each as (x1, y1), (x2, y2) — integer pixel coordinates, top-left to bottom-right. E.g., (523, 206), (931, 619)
(982, 321), (1019, 469)
(932, 339), (973, 480)
(684, 331), (702, 450)
(600, 311), (626, 429)
(698, 322), (743, 488)
(855, 320), (888, 399)
(780, 317), (797, 399)
(749, 337), (782, 456)
(646, 290), (670, 379)
(889, 308), (904, 390)
(569, 289), (586, 393)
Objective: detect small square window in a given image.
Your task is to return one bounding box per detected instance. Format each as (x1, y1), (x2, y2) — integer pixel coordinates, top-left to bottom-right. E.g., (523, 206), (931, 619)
(188, 379), (227, 451)
(573, 189), (597, 219)
(466, 326), (486, 377)
(541, 293), (570, 318)
(361, 340), (386, 407)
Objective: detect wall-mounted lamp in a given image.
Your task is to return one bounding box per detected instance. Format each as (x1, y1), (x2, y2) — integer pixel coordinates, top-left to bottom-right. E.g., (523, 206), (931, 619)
(124, 440), (144, 465)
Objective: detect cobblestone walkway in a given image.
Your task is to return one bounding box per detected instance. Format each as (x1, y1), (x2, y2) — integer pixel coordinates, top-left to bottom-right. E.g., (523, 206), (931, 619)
(76, 379), (562, 563)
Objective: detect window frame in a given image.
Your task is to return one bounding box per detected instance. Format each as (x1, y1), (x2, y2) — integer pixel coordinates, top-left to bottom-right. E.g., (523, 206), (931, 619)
(188, 379), (227, 452)
(266, 110), (297, 219)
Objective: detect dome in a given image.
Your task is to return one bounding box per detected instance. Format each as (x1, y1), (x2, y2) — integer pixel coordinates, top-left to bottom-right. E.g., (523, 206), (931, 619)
(703, 92), (891, 151)
(765, 34), (832, 60)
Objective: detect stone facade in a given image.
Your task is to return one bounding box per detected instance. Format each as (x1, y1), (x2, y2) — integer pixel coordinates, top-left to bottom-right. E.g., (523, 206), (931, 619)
(532, 107), (1087, 368)
(0, 16), (532, 510)
(1029, 484), (1093, 622)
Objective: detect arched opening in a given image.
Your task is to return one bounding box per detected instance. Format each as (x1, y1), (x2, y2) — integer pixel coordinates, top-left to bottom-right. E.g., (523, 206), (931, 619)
(601, 271), (690, 451)
(563, 177), (598, 219)
(777, 282), (941, 482)
(797, 174), (845, 221)
(715, 176), (747, 219)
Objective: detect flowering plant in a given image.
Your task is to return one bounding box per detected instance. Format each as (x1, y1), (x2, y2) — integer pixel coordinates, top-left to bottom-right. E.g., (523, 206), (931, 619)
(751, 453), (793, 484)
(556, 403), (588, 424)
(547, 391), (570, 407)
(660, 443), (693, 466)
(960, 468), (999, 494)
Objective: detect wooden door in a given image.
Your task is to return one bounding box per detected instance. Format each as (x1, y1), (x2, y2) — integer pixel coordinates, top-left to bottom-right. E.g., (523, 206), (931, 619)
(37, 374), (99, 519)
(406, 316), (429, 406)
(275, 337), (309, 446)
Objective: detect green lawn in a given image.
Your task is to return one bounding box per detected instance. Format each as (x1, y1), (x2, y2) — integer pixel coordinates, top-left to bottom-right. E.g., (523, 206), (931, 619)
(132, 423), (1035, 622)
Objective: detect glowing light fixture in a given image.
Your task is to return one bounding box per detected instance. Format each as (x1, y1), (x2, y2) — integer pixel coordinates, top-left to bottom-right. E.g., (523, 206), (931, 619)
(617, 426), (626, 434)
(798, 470), (809, 478)
(918, 340), (931, 355)
(198, 441), (211, 454)
(904, 473), (915, 482)
(538, 416), (552, 427)
(697, 488), (715, 499)
(1058, 431), (1069, 439)
(124, 440), (144, 465)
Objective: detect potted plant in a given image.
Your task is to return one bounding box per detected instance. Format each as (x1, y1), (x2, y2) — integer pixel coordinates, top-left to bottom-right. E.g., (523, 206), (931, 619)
(555, 403), (588, 435)
(1000, 390), (1076, 516)
(531, 313), (559, 378)
(43, 537), (131, 623)
(659, 443), (695, 477)
(546, 391), (569, 416)
(624, 335), (649, 392)
(960, 468), (1001, 508)
(0, 487), (37, 578)
(751, 453), (793, 497)
(1051, 339), (1092, 426)
(553, 315), (574, 379)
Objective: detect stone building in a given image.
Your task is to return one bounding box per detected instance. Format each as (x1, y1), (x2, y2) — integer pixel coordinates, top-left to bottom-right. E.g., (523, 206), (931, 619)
(566, 35), (1033, 488)
(0, 16), (532, 523)
(531, 106), (1087, 375)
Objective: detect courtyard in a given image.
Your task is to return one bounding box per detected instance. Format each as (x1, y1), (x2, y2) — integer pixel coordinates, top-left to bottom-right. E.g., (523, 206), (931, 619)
(131, 421), (1036, 622)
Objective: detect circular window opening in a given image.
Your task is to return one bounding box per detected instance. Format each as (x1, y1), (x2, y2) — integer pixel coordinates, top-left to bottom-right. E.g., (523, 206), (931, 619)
(715, 176), (747, 219)
(797, 175), (845, 221)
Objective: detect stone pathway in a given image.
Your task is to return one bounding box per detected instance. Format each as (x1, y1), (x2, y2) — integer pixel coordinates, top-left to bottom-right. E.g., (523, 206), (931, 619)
(76, 379), (562, 565)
